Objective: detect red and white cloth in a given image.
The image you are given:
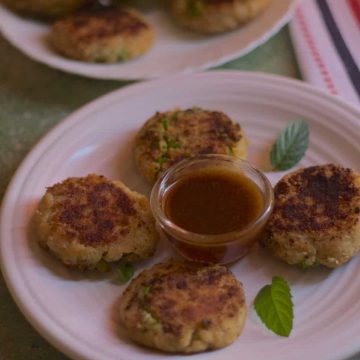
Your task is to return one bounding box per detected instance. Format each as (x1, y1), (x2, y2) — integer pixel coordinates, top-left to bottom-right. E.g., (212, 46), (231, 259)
(290, 0), (360, 106)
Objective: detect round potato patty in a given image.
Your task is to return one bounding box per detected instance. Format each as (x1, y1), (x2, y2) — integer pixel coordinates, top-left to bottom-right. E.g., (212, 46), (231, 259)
(133, 107), (248, 183)
(118, 261), (246, 353)
(2, 0), (90, 19)
(262, 164), (360, 268)
(35, 174), (158, 269)
(50, 7), (155, 63)
(170, 0), (270, 34)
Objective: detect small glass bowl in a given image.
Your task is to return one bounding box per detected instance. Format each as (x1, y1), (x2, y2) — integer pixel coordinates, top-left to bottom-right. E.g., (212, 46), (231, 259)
(150, 154), (274, 265)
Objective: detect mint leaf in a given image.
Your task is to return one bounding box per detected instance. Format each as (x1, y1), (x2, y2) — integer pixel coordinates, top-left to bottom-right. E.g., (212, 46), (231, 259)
(270, 119), (309, 171)
(117, 262), (134, 284)
(254, 276), (293, 337)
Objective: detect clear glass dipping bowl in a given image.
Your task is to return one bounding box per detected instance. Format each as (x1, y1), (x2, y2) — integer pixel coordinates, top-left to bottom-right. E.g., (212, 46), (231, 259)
(150, 154), (274, 264)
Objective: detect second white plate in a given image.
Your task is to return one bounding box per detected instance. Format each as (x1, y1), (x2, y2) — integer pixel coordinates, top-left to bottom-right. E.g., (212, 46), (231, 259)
(1, 72), (360, 360)
(0, 1), (294, 79)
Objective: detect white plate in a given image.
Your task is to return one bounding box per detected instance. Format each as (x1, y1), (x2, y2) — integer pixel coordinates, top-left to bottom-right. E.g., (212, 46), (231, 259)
(1, 71), (360, 360)
(0, 1), (294, 80)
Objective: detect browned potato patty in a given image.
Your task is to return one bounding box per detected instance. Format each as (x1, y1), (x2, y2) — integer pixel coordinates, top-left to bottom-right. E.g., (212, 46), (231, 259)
(35, 174), (158, 269)
(262, 164), (360, 268)
(50, 7), (155, 63)
(170, 0), (270, 34)
(118, 261), (246, 353)
(133, 107), (248, 183)
(1, 0), (90, 19)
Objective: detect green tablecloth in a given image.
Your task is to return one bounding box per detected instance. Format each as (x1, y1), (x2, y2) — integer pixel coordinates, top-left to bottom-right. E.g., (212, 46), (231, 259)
(0, 26), (336, 360)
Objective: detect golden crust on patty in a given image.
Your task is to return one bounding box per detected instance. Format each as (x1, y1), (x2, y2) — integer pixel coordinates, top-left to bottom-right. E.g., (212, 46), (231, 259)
(49, 7), (155, 63)
(1, 0), (90, 19)
(133, 107), (248, 183)
(170, 0), (270, 34)
(118, 261), (246, 353)
(263, 164), (360, 268)
(35, 174), (158, 269)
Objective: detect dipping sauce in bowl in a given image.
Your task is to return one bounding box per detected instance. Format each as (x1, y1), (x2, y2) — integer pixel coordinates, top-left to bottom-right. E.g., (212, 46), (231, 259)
(165, 168), (264, 234)
(150, 155), (273, 264)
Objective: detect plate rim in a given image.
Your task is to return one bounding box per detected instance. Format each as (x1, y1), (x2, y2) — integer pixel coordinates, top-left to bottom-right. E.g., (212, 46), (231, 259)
(0, 1), (295, 80)
(2, 71), (360, 360)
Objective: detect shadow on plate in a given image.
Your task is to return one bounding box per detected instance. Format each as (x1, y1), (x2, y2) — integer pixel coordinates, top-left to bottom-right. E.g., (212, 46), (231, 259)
(232, 242), (333, 287)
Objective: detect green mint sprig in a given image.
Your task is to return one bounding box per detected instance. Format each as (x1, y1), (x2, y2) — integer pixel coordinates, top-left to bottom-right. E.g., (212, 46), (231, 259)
(117, 261), (134, 284)
(254, 276), (294, 337)
(270, 119), (309, 171)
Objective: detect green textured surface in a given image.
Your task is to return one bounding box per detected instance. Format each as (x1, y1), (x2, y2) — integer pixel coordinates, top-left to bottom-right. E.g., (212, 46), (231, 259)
(0, 27), (303, 360)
